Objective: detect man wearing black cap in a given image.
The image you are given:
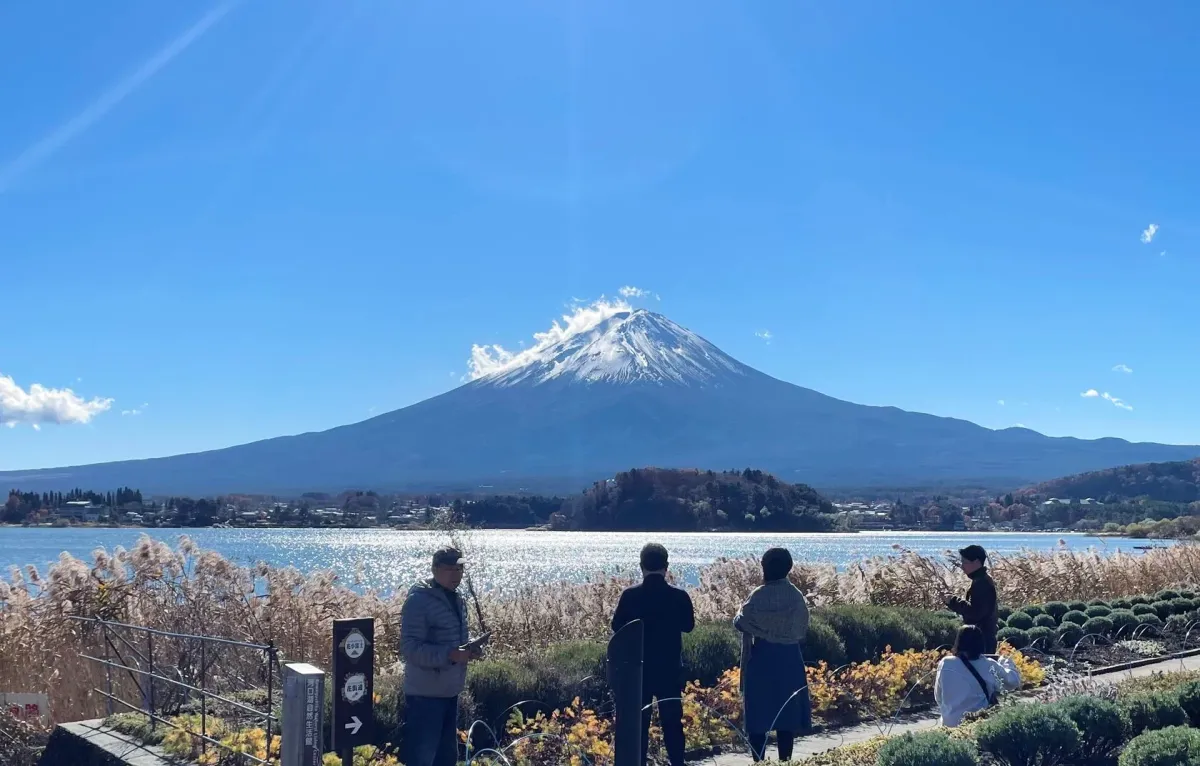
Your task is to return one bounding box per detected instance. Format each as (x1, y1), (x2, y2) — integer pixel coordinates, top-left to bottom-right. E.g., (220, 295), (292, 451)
(400, 547), (485, 766)
(946, 544), (999, 653)
(612, 543), (695, 766)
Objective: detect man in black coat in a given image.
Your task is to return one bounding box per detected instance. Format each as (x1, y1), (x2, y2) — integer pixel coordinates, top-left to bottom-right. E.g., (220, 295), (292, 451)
(612, 543), (695, 766)
(946, 544), (1000, 653)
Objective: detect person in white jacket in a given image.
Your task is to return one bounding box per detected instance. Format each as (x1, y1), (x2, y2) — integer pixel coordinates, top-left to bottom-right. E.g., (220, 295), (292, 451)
(934, 625), (1021, 727)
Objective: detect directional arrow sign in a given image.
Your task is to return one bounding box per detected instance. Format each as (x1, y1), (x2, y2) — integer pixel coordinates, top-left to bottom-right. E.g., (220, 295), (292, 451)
(332, 618), (375, 754)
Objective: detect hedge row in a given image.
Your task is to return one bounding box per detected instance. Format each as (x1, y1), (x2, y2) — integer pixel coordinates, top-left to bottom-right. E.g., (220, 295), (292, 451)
(996, 588), (1200, 650)
(876, 674), (1200, 766)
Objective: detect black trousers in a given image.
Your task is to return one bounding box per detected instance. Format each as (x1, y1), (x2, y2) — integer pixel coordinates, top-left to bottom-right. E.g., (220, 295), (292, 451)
(641, 674), (685, 766)
(748, 731), (795, 763)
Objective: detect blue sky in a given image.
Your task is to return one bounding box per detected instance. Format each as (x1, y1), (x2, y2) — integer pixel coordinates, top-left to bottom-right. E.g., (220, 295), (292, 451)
(2, 0), (1199, 471)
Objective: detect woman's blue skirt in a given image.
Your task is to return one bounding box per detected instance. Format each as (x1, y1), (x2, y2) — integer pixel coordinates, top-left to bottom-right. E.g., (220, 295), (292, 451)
(743, 638), (812, 735)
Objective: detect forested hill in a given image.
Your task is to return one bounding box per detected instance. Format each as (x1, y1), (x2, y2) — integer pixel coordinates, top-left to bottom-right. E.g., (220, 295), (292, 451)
(1025, 458), (1200, 503)
(564, 467), (835, 531)
(454, 467), (836, 531)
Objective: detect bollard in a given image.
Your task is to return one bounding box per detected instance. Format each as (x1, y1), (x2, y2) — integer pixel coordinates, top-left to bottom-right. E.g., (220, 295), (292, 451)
(282, 663), (326, 766)
(608, 619), (644, 766)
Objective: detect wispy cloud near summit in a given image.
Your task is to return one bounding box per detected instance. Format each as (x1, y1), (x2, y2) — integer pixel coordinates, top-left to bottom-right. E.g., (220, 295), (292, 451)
(467, 297), (633, 380)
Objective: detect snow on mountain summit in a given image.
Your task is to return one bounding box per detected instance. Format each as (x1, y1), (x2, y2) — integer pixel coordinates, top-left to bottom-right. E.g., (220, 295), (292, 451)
(472, 308), (748, 387)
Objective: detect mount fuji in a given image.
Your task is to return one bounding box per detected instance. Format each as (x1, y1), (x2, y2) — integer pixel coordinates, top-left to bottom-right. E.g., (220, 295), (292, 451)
(4, 308), (1198, 494)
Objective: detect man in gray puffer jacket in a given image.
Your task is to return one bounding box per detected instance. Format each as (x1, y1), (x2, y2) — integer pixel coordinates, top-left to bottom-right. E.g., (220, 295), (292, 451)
(400, 547), (483, 766)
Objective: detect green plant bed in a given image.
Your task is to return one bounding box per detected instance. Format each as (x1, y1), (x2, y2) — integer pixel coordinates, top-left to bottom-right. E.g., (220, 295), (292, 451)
(1032, 614), (1058, 629)
(1062, 610), (1089, 626)
(974, 704), (1081, 766)
(1053, 695), (1127, 765)
(876, 731), (978, 766)
(1121, 692), (1188, 737)
(1119, 726), (1200, 766)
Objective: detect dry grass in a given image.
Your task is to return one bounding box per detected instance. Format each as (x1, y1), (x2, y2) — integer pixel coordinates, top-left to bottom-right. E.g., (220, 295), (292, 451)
(3, 536), (1199, 724)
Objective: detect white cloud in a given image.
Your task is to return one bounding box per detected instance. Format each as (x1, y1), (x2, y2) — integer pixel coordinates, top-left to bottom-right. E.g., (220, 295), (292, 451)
(1081, 388), (1133, 411)
(1113, 364), (1133, 374)
(0, 374), (113, 427)
(997, 399), (1005, 406)
(755, 330), (773, 344)
(121, 403), (149, 416)
(1141, 223), (1159, 244)
(618, 285), (651, 299)
(468, 298), (633, 380)
(1102, 392), (1134, 411)
(0, 1), (238, 193)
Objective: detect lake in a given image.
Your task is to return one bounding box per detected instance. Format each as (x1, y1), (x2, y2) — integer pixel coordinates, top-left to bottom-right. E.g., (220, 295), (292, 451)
(0, 527), (1161, 594)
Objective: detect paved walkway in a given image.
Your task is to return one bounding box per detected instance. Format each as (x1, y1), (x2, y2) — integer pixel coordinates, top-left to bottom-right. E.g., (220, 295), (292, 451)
(707, 652), (1200, 765)
(45, 719), (171, 766)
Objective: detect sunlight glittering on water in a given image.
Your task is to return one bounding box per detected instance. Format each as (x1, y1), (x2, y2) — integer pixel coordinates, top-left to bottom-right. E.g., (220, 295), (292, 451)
(0, 528), (1152, 595)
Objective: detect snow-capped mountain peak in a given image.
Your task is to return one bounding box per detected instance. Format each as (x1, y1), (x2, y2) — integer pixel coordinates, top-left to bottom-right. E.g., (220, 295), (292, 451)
(474, 309), (748, 387)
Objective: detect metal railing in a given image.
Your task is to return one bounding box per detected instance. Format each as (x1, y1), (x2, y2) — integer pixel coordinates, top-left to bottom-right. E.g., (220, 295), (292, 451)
(70, 616), (281, 764)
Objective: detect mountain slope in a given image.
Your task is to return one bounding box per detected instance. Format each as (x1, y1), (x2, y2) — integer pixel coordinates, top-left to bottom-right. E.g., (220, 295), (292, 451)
(3, 309), (1198, 494)
(1024, 458), (1200, 503)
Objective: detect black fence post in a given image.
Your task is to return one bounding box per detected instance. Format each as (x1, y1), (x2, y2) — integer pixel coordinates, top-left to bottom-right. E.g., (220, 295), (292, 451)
(146, 630), (156, 728)
(102, 620), (114, 717)
(200, 640), (207, 759)
(608, 619), (643, 766)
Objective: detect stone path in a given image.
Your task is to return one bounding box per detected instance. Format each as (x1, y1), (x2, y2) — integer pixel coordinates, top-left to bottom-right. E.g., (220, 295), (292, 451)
(45, 719), (172, 766)
(705, 651), (1200, 765)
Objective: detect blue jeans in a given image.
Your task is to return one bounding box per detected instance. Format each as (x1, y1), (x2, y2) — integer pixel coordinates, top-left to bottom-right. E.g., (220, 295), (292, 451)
(405, 695), (459, 766)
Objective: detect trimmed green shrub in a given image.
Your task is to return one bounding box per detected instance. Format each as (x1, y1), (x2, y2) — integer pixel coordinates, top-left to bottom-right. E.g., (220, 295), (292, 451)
(1118, 726), (1200, 766)
(805, 615), (848, 668)
(1112, 598), (1134, 610)
(1067, 600), (1088, 612)
(1152, 601), (1176, 620)
(467, 659), (538, 729)
(1027, 626), (1055, 647)
(1043, 602), (1070, 621)
(997, 606), (1014, 622)
(1133, 603), (1158, 616)
(818, 604), (923, 664)
(1155, 589), (1181, 602)
(1086, 605), (1114, 618)
(542, 639), (607, 677)
(1130, 595), (1152, 606)
(1033, 614), (1058, 629)
(1175, 680), (1200, 727)
(1052, 695), (1127, 766)
(1006, 611), (1035, 631)
(1135, 613), (1164, 630)
(1181, 590), (1198, 600)
(1063, 610), (1089, 626)
(877, 730), (979, 766)
(1083, 617), (1115, 636)
(1056, 623), (1084, 648)
(1170, 598), (1197, 615)
(997, 627), (1031, 649)
(1166, 614), (1192, 634)
(1110, 609), (1140, 636)
(975, 704), (1081, 766)
(1022, 604), (1046, 619)
(1089, 599), (1110, 607)
(892, 607), (961, 650)
(682, 623), (740, 686)
(1121, 692), (1188, 736)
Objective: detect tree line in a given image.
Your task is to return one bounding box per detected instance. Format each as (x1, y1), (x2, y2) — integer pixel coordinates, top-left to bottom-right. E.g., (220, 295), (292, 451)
(453, 468), (837, 532)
